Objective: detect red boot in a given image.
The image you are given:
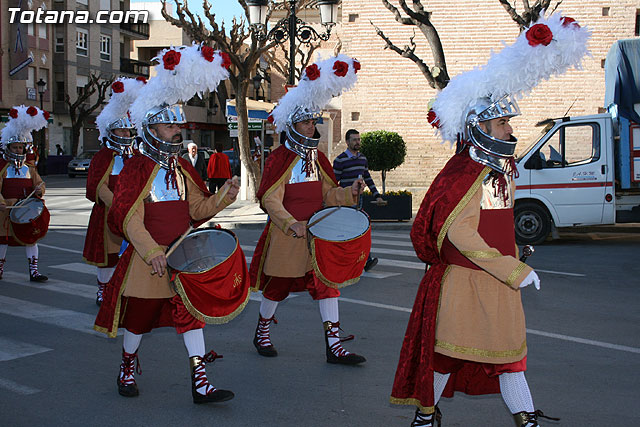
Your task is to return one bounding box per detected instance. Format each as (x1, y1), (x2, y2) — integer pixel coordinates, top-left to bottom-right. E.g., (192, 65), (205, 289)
(28, 256), (48, 282)
(117, 349), (140, 397)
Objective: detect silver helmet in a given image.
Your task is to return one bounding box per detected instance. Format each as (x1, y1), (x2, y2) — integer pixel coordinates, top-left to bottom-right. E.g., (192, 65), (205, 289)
(283, 106), (322, 158)
(138, 103), (186, 168)
(3, 135), (30, 169)
(104, 116), (136, 155)
(464, 95), (520, 173)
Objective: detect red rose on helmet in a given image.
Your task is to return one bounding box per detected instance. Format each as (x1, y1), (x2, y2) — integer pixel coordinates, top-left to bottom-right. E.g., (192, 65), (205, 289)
(560, 16), (580, 28)
(353, 60), (361, 73)
(201, 46), (215, 62)
(43, 111), (50, 120)
(305, 64), (320, 81)
(526, 23), (553, 47)
(136, 76), (147, 83)
(267, 114), (274, 124)
(333, 60), (349, 77)
(27, 106), (38, 116)
(9, 108), (18, 119)
(111, 81), (125, 93)
(163, 50), (181, 70)
(427, 109), (440, 128)
(220, 52), (231, 69)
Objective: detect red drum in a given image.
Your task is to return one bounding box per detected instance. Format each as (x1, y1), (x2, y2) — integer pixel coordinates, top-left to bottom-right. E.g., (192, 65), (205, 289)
(167, 228), (250, 324)
(307, 206), (371, 289)
(9, 198), (50, 245)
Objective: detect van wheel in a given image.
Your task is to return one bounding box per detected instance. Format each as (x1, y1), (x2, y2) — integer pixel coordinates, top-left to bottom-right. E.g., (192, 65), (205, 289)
(514, 202), (551, 245)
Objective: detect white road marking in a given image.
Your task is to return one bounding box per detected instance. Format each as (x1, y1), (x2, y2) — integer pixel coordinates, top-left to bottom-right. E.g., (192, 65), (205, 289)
(361, 270), (401, 279)
(377, 258), (424, 270)
(0, 295), (102, 336)
(0, 337), (52, 362)
(48, 230), (87, 237)
(371, 231), (411, 239)
(51, 262), (96, 275)
(371, 238), (414, 248)
(2, 271), (96, 300)
(37, 243), (83, 254)
(0, 377), (40, 395)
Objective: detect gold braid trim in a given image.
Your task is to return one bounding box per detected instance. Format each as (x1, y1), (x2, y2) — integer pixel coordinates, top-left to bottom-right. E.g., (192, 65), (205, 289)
(122, 164), (159, 243)
(460, 249), (503, 259)
(437, 167), (491, 254)
(506, 262), (528, 288)
(309, 235), (362, 289)
(318, 162), (337, 188)
(93, 251), (135, 338)
(173, 275), (251, 325)
(90, 157), (115, 267)
(389, 397), (435, 414)
(143, 246), (164, 263)
(261, 159), (297, 203)
(435, 338), (527, 359)
(281, 215), (297, 233)
(250, 222), (274, 292)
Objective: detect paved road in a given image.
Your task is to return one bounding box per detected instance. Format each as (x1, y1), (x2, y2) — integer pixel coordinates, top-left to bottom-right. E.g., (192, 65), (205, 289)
(0, 176), (639, 426)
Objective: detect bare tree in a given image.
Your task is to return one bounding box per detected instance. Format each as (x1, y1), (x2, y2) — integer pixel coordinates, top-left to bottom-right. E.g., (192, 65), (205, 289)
(499, 0), (562, 31)
(65, 73), (115, 156)
(262, 42), (321, 84)
(373, 0), (561, 90)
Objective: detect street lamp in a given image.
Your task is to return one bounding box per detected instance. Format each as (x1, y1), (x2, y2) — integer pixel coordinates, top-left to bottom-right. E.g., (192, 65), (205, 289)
(247, 0), (339, 85)
(36, 78), (47, 175)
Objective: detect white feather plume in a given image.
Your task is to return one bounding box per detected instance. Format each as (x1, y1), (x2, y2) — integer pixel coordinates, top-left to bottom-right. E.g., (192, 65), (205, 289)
(1, 105), (49, 145)
(96, 77), (146, 140)
(270, 54), (360, 133)
(129, 43), (230, 133)
(432, 12), (591, 146)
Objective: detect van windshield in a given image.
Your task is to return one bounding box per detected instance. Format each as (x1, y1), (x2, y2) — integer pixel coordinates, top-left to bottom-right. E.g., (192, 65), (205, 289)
(515, 127), (551, 163)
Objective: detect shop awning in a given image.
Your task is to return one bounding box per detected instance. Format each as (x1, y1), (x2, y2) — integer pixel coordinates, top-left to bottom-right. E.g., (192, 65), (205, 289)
(226, 99), (275, 120)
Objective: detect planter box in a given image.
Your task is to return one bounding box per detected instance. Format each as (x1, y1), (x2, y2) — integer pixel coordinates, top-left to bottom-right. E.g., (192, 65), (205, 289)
(361, 194), (412, 221)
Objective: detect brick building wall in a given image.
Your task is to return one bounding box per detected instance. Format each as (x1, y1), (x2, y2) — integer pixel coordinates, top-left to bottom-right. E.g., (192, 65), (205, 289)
(338, 0), (639, 204)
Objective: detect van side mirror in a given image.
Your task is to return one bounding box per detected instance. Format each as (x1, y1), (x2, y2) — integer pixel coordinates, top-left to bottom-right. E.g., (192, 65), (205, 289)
(524, 152), (544, 170)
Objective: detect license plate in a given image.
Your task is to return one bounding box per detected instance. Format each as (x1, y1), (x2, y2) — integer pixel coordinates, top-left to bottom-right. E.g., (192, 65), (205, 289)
(74, 167), (87, 171)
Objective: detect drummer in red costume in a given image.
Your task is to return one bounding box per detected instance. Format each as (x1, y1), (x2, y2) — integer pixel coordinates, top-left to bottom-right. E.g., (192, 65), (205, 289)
(0, 105), (50, 282)
(389, 14), (590, 427)
(94, 45), (240, 403)
(250, 55), (367, 365)
(84, 77), (145, 306)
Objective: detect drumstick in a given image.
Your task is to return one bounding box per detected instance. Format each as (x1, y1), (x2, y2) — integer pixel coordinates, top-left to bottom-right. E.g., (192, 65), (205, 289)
(150, 225), (194, 275)
(215, 176), (239, 208)
(15, 183), (43, 206)
(306, 206), (341, 229)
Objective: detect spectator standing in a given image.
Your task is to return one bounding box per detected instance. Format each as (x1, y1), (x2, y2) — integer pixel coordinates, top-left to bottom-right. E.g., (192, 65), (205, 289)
(182, 142), (207, 182)
(333, 129), (382, 271)
(207, 143), (231, 194)
(56, 144), (65, 155)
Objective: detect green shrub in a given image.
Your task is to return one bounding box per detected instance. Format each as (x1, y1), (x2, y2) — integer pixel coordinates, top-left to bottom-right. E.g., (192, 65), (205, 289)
(360, 130), (407, 194)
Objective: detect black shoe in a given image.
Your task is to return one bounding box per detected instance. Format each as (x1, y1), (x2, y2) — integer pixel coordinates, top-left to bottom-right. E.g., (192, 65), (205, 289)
(411, 406), (442, 427)
(326, 351), (366, 365)
(30, 273), (48, 282)
(364, 257), (378, 272)
(253, 334), (278, 357)
(117, 377), (139, 397)
(193, 388), (235, 404)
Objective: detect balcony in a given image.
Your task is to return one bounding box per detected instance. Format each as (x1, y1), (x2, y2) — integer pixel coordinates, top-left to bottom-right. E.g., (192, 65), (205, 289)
(119, 22), (150, 40)
(120, 57), (150, 78)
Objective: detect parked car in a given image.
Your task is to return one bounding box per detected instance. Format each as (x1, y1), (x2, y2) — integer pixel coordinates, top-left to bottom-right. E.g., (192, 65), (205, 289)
(67, 150), (98, 178)
(223, 149), (241, 176)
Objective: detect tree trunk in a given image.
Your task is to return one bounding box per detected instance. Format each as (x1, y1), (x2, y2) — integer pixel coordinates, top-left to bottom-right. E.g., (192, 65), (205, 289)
(381, 169), (387, 194)
(234, 79), (261, 200)
(71, 124), (82, 156)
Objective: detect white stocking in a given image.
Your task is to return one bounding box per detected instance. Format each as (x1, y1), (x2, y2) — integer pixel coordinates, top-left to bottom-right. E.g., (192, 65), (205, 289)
(318, 297), (339, 323)
(259, 297), (279, 319)
(500, 371), (535, 414)
(123, 330), (142, 354)
(25, 244), (38, 259)
(182, 328), (205, 358)
(97, 267), (115, 283)
(433, 372), (450, 405)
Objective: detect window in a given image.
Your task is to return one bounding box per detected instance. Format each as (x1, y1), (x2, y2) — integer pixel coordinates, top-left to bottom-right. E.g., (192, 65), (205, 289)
(28, 23), (35, 36)
(56, 81), (66, 102)
(100, 0), (111, 10)
(38, 23), (47, 39)
(100, 35), (111, 61)
(56, 37), (64, 53)
(635, 9), (640, 36)
(38, 68), (49, 90)
(27, 67), (36, 88)
(538, 124), (600, 168)
(76, 29), (88, 56)
(77, 75), (89, 96)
